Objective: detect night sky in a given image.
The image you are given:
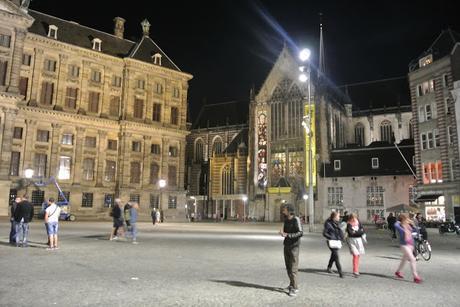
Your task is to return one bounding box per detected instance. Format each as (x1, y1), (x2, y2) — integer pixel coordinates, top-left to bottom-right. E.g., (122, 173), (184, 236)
(29, 0), (460, 119)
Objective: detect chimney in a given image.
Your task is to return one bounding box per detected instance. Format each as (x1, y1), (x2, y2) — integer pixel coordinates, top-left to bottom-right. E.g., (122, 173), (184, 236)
(113, 17), (125, 39)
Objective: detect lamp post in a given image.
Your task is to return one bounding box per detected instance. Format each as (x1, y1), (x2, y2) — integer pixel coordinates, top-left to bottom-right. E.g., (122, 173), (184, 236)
(299, 48), (314, 232)
(158, 179), (166, 215)
(242, 195), (248, 222)
(303, 194), (308, 223)
(24, 167), (34, 195)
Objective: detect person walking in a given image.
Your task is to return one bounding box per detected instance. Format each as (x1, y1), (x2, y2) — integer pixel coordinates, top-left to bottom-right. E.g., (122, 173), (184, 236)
(156, 209), (161, 224)
(45, 198), (61, 250)
(279, 203), (303, 297)
(14, 195), (34, 247)
(151, 208), (157, 225)
(124, 202), (132, 235)
(109, 199), (124, 240)
(323, 211), (344, 278)
(394, 214), (423, 283)
(130, 203), (139, 244)
(346, 213), (365, 277)
(9, 197), (21, 245)
(387, 213), (397, 239)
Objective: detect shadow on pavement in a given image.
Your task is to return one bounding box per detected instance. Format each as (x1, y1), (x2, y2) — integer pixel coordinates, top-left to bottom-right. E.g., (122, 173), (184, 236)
(299, 268), (332, 276)
(376, 255), (400, 260)
(210, 280), (287, 294)
(82, 235), (110, 240)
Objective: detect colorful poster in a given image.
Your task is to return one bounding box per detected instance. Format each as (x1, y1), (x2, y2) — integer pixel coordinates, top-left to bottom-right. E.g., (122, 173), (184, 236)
(304, 104), (316, 188)
(257, 112), (268, 189)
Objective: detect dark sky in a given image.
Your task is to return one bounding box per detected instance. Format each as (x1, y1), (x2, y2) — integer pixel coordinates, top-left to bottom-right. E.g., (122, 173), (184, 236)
(29, 0), (460, 119)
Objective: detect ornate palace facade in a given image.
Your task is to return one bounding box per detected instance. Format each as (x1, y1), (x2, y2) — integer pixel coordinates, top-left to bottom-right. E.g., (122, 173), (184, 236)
(0, 1), (192, 220)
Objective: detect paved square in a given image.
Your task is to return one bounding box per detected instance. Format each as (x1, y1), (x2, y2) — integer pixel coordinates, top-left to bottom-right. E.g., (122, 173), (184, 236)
(1, 221), (459, 306)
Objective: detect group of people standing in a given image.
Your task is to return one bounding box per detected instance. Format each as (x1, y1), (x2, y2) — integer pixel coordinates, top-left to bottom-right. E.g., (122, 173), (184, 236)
(279, 205), (424, 297)
(109, 198), (139, 244)
(10, 196), (61, 250)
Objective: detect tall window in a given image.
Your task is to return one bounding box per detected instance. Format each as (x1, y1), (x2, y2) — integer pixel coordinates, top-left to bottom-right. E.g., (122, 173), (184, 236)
(13, 127), (23, 139)
(327, 187), (343, 206)
(36, 130), (49, 142)
(112, 75), (122, 87)
(22, 54), (32, 66)
(169, 146), (178, 157)
(168, 196), (177, 209)
(422, 161), (443, 184)
(154, 82), (163, 94)
(40, 82), (54, 105)
(195, 139), (204, 162)
(90, 70), (101, 83)
(221, 164), (234, 195)
(380, 120), (393, 144)
(58, 156), (71, 180)
(173, 87), (180, 98)
(31, 190), (45, 206)
(152, 103), (161, 122)
(447, 126), (454, 145)
(150, 194), (159, 209)
(170, 107), (179, 125)
(104, 160), (116, 182)
(212, 138), (223, 155)
(88, 91), (100, 113)
(9, 152), (20, 176)
(130, 194), (141, 204)
(0, 60), (7, 86)
(43, 59), (57, 72)
(434, 129), (441, 147)
(130, 162), (141, 184)
(150, 162), (159, 184)
(68, 64), (80, 78)
(354, 123), (365, 146)
(168, 165), (177, 187)
(83, 158), (95, 180)
(109, 96), (120, 117)
(108, 139), (117, 150)
(134, 98), (144, 118)
(82, 193), (93, 207)
(104, 194), (115, 208)
(65, 87), (78, 109)
(34, 153), (47, 177)
(136, 79), (145, 90)
(61, 133), (73, 145)
(85, 136), (97, 148)
(367, 186), (384, 206)
(417, 80), (434, 96)
(0, 33), (11, 47)
(132, 141), (141, 152)
(151, 144), (161, 155)
(19, 77), (28, 97)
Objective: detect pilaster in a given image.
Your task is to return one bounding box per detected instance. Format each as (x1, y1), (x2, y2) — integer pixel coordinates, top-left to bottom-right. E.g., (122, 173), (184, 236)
(6, 29), (27, 94)
(72, 126), (85, 184)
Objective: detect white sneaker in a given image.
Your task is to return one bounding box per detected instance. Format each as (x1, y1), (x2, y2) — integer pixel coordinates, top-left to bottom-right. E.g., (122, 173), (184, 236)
(132, 241), (139, 245)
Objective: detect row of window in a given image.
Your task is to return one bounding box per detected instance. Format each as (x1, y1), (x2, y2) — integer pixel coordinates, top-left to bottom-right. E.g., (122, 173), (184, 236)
(327, 185), (385, 207)
(24, 190), (177, 209)
(9, 151), (177, 186)
(354, 120), (402, 146)
(12, 128), (179, 155)
(333, 157), (380, 171)
(420, 129), (440, 150)
(416, 74), (449, 97)
(194, 138), (223, 162)
(422, 161), (442, 184)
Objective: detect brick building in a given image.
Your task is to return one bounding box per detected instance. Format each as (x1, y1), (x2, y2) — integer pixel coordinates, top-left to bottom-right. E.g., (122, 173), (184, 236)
(0, 1), (192, 220)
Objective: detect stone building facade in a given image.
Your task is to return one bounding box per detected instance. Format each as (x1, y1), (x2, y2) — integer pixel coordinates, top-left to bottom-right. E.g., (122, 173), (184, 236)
(408, 29), (460, 222)
(0, 1), (192, 220)
(185, 101), (248, 220)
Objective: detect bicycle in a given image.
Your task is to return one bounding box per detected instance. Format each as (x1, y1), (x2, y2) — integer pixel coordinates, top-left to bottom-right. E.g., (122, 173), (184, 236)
(413, 232), (431, 261)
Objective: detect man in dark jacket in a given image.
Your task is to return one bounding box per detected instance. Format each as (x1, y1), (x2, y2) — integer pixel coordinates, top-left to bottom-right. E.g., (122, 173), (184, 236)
(14, 195), (34, 247)
(279, 203), (303, 297)
(387, 213), (397, 238)
(9, 197), (21, 244)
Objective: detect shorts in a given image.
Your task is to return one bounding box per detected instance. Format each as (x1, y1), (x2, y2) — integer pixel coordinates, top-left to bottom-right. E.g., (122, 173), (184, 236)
(47, 222), (59, 235)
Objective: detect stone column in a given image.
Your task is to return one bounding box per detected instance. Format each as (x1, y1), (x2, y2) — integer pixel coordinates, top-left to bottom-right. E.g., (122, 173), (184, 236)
(72, 126), (86, 185)
(94, 130), (107, 187)
(29, 48), (44, 104)
(49, 123), (62, 178)
(121, 132), (132, 188)
(23, 119), (37, 169)
(142, 135), (152, 187)
(6, 29), (27, 94)
(0, 108), (19, 179)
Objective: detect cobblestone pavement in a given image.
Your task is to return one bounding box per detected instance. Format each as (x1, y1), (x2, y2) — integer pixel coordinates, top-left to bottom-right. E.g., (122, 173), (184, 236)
(0, 221), (459, 306)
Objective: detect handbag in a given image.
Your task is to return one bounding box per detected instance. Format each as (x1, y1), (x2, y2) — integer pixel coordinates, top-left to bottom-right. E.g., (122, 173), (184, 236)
(328, 240), (342, 249)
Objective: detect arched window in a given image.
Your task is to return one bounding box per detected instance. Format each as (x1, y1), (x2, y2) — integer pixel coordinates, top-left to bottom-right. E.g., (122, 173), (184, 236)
(195, 139), (204, 162)
(221, 164), (234, 195)
(380, 120), (393, 144)
(354, 123), (365, 146)
(150, 162), (159, 184)
(213, 137), (223, 155)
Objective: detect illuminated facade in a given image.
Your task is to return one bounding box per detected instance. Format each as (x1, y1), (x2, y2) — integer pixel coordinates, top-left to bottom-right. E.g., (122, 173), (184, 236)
(0, 1), (192, 219)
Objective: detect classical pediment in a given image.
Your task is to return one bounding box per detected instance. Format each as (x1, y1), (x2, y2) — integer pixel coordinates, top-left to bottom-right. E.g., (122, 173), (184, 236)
(0, 0), (34, 24)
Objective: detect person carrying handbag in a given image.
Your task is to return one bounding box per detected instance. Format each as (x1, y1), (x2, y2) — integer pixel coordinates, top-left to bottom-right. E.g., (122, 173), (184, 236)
(346, 213), (366, 277)
(323, 211), (344, 278)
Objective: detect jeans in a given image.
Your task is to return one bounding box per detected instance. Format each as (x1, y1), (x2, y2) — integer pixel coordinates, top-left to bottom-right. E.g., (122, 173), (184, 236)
(327, 247), (342, 273)
(284, 245), (299, 289)
(9, 220), (17, 244)
(130, 223), (137, 241)
(15, 221), (29, 246)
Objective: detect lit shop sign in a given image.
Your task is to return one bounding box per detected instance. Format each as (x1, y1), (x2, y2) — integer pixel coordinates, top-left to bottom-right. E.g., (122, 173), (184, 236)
(304, 104), (316, 188)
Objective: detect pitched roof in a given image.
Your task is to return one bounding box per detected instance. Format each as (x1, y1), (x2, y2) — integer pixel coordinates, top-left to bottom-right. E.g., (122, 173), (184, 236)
(409, 28), (460, 72)
(321, 140), (415, 177)
(192, 100), (249, 129)
(339, 76), (411, 113)
(27, 10), (180, 71)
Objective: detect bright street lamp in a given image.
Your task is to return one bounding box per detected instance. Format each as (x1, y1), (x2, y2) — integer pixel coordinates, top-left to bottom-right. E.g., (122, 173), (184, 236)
(158, 179), (167, 216)
(299, 48), (314, 232)
(242, 196), (248, 222)
(24, 168), (34, 179)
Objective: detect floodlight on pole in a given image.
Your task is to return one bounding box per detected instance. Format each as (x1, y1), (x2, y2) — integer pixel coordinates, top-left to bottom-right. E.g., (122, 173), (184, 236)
(299, 48), (311, 62)
(242, 196), (248, 222)
(24, 168), (34, 179)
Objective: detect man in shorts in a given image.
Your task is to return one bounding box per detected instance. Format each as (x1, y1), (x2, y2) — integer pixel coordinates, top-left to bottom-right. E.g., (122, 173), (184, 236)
(45, 198), (61, 250)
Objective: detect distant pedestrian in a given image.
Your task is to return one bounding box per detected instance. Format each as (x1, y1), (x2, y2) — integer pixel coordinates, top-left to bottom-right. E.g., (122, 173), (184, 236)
(151, 208), (157, 225)
(110, 199), (124, 240)
(342, 211), (349, 223)
(156, 209), (161, 224)
(394, 214), (422, 283)
(346, 213), (366, 277)
(45, 198), (61, 250)
(279, 203), (303, 297)
(130, 203), (139, 244)
(323, 211), (344, 278)
(14, 195), (34, 247)
(124, 202), (132, 233)
(387, 213), (397, 239)
(9, 197), (21, 245)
